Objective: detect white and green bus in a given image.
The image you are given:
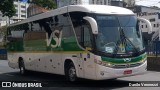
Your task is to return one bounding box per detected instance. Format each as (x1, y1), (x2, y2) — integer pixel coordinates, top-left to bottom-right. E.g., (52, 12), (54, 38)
(7, 5), (152, 82)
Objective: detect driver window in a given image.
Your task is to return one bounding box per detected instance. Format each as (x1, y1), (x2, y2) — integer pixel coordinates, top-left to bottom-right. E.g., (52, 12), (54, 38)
(82, 25), (92, 48)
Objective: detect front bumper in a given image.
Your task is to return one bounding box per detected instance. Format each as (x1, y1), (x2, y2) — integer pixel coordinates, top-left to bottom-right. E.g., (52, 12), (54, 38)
(95, 61), (147, 80)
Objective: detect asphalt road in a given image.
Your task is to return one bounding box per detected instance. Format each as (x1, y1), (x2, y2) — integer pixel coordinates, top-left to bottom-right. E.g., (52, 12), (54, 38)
(0, 60), (160, 90)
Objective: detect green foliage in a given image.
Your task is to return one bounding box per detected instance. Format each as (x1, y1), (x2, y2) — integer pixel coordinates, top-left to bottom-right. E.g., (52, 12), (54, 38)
(28, 0), (57, 9)
(0, 26), (7, 47)
(0, 0), (16, 18)
(0, 26), (8, 34)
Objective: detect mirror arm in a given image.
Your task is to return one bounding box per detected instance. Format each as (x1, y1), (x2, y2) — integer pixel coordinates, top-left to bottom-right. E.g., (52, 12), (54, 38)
(138, 17), (152, 34)
(83, 16), (98, 34)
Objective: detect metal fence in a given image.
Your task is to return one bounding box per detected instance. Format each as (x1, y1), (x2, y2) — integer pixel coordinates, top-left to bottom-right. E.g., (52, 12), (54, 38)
(146, 41), (160, 56)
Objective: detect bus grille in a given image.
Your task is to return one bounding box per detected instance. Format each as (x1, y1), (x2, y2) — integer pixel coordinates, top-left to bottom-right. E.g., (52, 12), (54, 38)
(112, 62), (143, 69)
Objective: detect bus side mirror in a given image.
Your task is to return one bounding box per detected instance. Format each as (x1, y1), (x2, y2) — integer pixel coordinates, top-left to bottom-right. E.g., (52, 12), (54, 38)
(138, 17), (152, 34)
(83, 16), (98, 34)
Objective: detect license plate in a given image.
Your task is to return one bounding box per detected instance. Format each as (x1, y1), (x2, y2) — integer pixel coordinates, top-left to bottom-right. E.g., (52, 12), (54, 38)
(123, 70), (132, 75)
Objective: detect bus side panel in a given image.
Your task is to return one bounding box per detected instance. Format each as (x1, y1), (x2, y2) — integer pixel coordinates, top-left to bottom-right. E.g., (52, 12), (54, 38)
(82, 53), (97, 80)
(61, 53), (97, 80)
(8, 53), (19, 69)
(20, 53), (63, 75)
(45, 53), (63, 75)
(23, 53), (36, 71)
(61, 53), (80, 77)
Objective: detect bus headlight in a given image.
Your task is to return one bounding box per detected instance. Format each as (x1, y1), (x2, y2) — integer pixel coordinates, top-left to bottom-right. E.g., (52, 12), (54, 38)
(94, 59), (103, 65)
(140, 58), (147, 64)
(94, 59), (113, 67)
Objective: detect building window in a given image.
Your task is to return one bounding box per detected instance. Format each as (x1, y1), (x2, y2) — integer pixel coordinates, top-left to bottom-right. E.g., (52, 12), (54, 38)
(149, 18), (155, 22)
(157, 24), (159, 27)
(75, 0), (78, 4)
(16, 10), (18, 14)
(21, 5), (26, 8)
(154, 24), (156, 27)
(141, 25), (143, 28)
(146, 25), (147, 28)
(158, 13), (160, 19)
(104, 0), (107, 5)
(21, 15), (26, 18)
(14, 14), (18, 17)
(21, 10), (26, 13)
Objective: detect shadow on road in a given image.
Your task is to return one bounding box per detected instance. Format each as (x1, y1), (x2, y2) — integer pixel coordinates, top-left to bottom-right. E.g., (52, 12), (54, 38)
(0, 71), (139, 89)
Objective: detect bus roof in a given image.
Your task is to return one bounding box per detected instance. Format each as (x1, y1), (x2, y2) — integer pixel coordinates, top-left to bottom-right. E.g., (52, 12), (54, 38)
(68, 5), (134, 15)
(10, 5), (134, 26)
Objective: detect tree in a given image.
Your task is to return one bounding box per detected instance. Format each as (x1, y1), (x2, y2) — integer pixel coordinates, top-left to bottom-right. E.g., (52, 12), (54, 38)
(28, 0), (57, 9)
(0, 26), (7, 47)
(0, 0), (16, 18)
(123, 0), (135, 7)
(0, 26), (7, 34)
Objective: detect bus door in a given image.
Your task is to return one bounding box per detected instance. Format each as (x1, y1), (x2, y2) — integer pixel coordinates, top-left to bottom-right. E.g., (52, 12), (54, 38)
(80, 25), (96, 79)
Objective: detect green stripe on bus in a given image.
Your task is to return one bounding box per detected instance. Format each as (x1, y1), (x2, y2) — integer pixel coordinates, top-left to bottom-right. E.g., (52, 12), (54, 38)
(101, 53), (147, 64)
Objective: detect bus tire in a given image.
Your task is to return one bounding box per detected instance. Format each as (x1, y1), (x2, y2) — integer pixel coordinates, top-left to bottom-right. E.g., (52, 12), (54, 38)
(65, 62), (77, 82)
(19, 59), (27, 75)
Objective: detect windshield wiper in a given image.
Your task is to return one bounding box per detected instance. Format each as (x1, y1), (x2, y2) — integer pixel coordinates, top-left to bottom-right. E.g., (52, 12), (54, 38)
(113, 17), (139, 57)
(121, 28), (139, 53)
(113, 28), (139, 57)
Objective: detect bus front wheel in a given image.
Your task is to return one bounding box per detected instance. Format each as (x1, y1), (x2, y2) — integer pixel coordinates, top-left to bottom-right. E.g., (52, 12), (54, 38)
(65, 62), (77, 82)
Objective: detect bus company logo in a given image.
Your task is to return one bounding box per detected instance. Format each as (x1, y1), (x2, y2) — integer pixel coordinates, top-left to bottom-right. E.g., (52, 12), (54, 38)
(2, 82), (11, 87)
(124, 58), (131, 62)
(126, 64), (130, 68)
(46, 30), (62, 48)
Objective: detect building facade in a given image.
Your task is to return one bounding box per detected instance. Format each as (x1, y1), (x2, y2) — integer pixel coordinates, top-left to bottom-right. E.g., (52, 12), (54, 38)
(111, 0), (123, 7)
(0, 1), (29, 26)
(129, 6), (160, 42)
(89, 0), (111, 5)
(0, 13), (8, 26)
(128, 5), (160, 54)
(27, 4), (49, 18)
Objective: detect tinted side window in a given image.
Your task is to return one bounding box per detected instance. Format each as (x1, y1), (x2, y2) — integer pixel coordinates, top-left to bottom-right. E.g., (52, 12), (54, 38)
(59, 14), (74, 38)
(69, 12), (87, 45)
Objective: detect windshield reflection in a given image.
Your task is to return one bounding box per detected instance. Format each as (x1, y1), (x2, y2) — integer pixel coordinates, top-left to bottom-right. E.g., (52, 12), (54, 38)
(94, 15), (144, 54)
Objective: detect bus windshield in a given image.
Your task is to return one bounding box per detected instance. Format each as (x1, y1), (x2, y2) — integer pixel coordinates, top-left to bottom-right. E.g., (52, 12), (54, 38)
(94, 15), (144, 54)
